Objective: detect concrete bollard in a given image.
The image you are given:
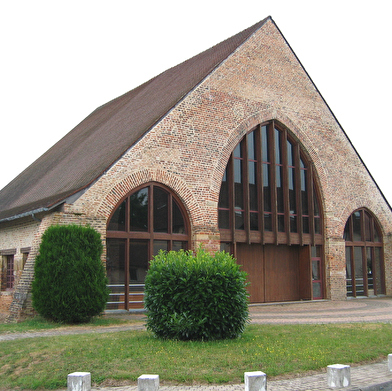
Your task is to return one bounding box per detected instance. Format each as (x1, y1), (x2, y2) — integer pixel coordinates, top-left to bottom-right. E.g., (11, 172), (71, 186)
(388, 354), (392, 371)
(244, 371), (267, 391)
(138, 374), (159, 391)
(67, 372), (91, 391)
(327, 364), (351, 388)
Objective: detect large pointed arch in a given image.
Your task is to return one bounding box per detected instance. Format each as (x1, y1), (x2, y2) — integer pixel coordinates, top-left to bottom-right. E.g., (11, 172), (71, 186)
(218, 120), (324, 302)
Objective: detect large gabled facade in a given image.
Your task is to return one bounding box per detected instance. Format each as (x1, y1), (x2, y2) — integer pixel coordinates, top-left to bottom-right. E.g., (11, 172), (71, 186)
(1, 17), (391, 320)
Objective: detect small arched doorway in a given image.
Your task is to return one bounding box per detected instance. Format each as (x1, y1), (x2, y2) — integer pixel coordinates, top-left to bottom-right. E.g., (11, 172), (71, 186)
(106, 182), (191, 310)
(344, 208), (385, 297)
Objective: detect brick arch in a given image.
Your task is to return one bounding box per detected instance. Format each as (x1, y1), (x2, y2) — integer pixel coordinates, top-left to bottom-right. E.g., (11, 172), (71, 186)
(337, 198), (387, 239)
(211, 109), (328, 204)
(97, 168), (202, 227)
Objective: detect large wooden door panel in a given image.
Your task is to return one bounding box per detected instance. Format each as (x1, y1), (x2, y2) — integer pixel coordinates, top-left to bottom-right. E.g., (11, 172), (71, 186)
(237, 244), (264, 303)
(264, 245), (300, 302)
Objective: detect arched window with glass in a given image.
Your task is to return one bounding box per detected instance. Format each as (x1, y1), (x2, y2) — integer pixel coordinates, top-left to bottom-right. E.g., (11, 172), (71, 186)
(106, 183), (190, 310)
(218, 121), (322, 246)
(344, 208), (384, 297)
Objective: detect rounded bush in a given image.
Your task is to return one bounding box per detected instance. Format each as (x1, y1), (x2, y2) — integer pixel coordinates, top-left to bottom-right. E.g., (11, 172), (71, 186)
(32, 224), (109, 323)
(144, 248), (249, 340)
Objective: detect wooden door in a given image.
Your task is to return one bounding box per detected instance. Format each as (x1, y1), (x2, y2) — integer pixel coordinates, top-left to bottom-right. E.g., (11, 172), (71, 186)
(237, 243), (264, 303)
(236, 244), (302, 303)
(264, 245), (300, 302)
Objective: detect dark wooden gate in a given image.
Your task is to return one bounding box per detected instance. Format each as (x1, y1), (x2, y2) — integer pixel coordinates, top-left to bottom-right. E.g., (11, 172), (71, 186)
(237, 244), (311, 303)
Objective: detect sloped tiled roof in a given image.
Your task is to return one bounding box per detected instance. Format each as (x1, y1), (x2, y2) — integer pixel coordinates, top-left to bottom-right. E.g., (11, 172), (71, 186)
(0, 17), (270, 221)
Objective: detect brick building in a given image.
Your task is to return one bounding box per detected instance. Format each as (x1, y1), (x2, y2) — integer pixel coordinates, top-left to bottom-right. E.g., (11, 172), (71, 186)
(1, 17), (391, 321)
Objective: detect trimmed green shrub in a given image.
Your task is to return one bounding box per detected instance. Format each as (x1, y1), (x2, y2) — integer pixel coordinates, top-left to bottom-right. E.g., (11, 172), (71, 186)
(144, 248), (249, 340)
(32, 224), (109, 323)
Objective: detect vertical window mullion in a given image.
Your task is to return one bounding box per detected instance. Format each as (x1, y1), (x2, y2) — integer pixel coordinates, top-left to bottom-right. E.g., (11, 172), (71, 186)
(256, 126), (264, 243)
(244, 135), (250, 243)
(270, 122), (278, 244)
(296, 147), (303, 245)
(308, 165), (315, 246)
(229, 156), (236, 243)
(281, 129), (290, 244)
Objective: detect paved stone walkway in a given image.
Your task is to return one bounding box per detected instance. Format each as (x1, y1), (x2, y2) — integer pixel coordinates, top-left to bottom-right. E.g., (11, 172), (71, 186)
(2, 297), (392, 390)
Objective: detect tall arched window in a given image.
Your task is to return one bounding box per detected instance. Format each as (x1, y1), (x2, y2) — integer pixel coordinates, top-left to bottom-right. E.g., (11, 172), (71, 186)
(106, 183), (190, 310)
(218, 121), (322, 246)
(344, 208), (384, 297)
(218, 121), (323, 303)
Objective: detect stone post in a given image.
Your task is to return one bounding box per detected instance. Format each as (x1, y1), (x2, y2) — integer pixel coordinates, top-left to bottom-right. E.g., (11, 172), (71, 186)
(67, 372), (91, 391)
(327, 364), (351, 388)
(388, 354), (392, 371)
(244, 371), (267, 391)
(138, 374), (159, 391)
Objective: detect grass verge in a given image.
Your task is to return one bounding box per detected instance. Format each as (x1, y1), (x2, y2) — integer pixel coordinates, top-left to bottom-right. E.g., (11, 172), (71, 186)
(1, 323), (392, 389)
(0, 315), (143, 335)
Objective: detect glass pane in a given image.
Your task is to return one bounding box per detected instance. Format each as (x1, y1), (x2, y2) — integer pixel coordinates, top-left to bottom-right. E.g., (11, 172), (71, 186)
(290, 215), (297, 233)
(234, 157), (243, 211)
(311, 246), (321, 258)
(289, 167), (296, 214)
(263, 163), (271, 212)
(301, 169), (308, 215)
(220, 242), (232, 253)
(235, 210), (244, 230)
(303, 217), (309, 234)
(233, 143), (242, 158)
(108, 200), (126, 231)
(275, 128), (281, 164)
(153, 240), (168, 256)
(313, 187), (320, 216)
(278, 215), (285, 232)
(106, 238), (125, 284)
(249, 162), (258, 211)
(314, 217), (321, 234)
(172, 199), (185, 234)
(346, 247), (353, 297)
(250, 212), (258, 231)
(261, 126), (269, 162)
(354, 246), (364, 295)
(276, 166), (284, 213)
(364, 212), (371, 241)
(106, 238), (126, 310)
(264, 213), (272, 231)
(172, 241), (187, 252)
(129, 240), (149, 283)
(130, 187), (148, 232)
(248, 131), (256, 160)
(218, 209), (230, 229)
(287, 140), (294, 166)
(219, 169), (229, 209)
(312, 282), (322, 299)
(312, 260), (320, 280)
(154, 187), (168, 233)
(367, 247), (373, 291)
(344, 218), (351, 241)
(353, 211), (361, 241)
(374, 224), (381, 242)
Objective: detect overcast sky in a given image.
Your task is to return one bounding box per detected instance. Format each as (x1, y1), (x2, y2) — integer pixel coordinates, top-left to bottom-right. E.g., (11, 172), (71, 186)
(1, 1), (391, 208)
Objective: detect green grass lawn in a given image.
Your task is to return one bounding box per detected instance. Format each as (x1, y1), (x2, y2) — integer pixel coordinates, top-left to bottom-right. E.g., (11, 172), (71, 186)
(1, 322), (392, 390)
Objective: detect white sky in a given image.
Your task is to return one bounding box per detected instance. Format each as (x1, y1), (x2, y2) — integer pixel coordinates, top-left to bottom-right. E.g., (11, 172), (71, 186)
(1, 1), (391, 207)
